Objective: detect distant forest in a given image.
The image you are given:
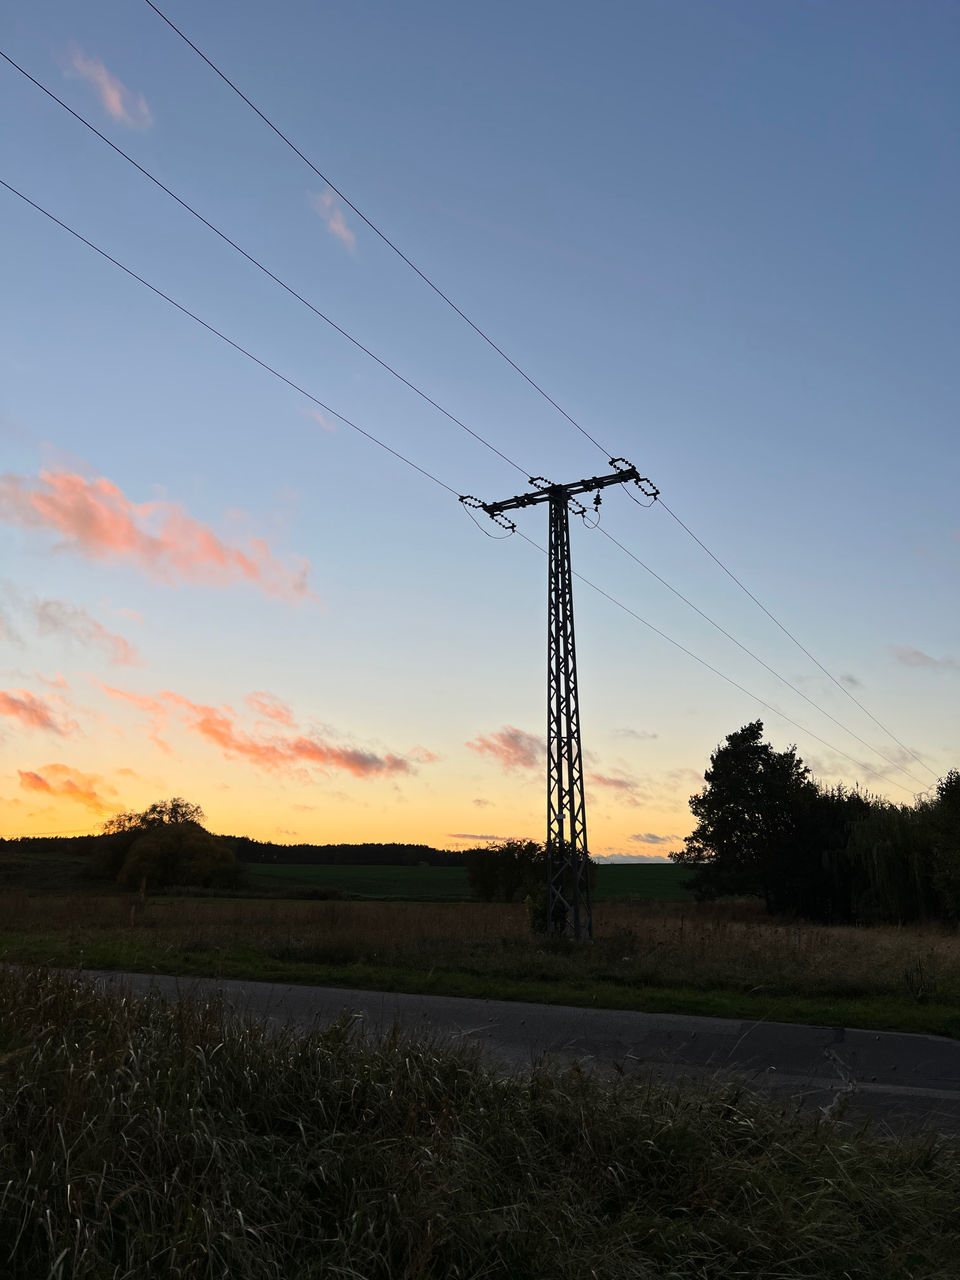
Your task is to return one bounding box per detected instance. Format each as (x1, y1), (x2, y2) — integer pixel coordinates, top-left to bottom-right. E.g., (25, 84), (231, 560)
(1, 832), (472, 868)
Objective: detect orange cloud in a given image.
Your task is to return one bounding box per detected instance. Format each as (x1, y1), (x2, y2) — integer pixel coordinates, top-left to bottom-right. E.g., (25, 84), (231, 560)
(32, 597), (140, 665)
(0, 689), (75, 735)
(466, 725), (545, 771)
(245, 691), (295, 725)
(308, 190), (356, 251)
(70, 49), (153, 128)
(101, 683), (414, 779)
(18, 763), (117, 812)
(0, 470), (312, 600)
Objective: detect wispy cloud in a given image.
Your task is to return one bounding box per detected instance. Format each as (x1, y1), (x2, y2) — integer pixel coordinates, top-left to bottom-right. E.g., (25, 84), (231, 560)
(615, 727), (658, 741)
(891, 646), (959, 673)
(587, 770), (645, 806)
(245, 691), (295, 726)
(447, 833), (507, 842)
(32, 597), (141, 665)
(0, 689), (75, 735)
(99, 683), (415, 780)
(300, 405), (336, 431)
(18, 762), (117, 812)
(628, 832), (680, 846)
(0, 469), (313, 601)
(308, 190), (356, 251)
(466, 725), (545, 771)
(473, 797), (492, 808)
(69, 49), (153, 128)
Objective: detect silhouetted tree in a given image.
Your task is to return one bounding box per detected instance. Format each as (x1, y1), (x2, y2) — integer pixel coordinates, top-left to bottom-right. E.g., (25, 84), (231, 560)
(672, 721), (819, 910)
(466, 839), (546, 903)
(91, 798), (240, 892)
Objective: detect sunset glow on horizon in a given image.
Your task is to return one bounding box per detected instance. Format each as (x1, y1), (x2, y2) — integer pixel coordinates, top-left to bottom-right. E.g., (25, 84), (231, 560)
(3, 2), (957, 854)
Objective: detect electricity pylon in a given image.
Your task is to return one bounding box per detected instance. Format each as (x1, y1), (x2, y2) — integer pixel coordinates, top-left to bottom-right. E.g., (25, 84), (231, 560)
(462, 462), (658, 940)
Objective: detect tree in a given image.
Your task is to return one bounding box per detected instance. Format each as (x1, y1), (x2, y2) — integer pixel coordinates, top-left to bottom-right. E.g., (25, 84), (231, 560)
(929, 770), (960, 919)
(92, 798), (240, 892)
(671, 721), (819, 911)
(102, 797), (205, 834)
(465, 839), (546, 904)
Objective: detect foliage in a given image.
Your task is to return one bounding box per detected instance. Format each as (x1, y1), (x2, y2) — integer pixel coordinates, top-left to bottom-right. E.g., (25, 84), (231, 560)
(672, 721), (819, 910)
(929, 770), (960, 918)
(102, 796), (206, 833)
(673, 722), (960, 925)
(465, 838), (546, 903)
(91, 798), (240, 893)
(3, 966), (960, 1279)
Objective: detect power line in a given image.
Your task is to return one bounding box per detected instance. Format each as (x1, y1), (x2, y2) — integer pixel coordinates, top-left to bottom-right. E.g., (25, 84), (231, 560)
(512, 531), (920, 797)
(0, 177), (460, 500)
(594, 525), (930, 787)
(141, 0), (612, 456)
(657, 500), (938, 780)
(1, 88), (928, 790)
(139, 0), (933, 776)
(0, 48), (530, 483)
(1, 179), (925, 800)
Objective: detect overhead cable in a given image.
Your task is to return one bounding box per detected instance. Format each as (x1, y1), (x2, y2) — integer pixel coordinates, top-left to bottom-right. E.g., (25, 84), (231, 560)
(5, 175), (923, 798)
(0, 48), (531, 482)
(0, 177), (459, 499)
(138, 0), (931, 777)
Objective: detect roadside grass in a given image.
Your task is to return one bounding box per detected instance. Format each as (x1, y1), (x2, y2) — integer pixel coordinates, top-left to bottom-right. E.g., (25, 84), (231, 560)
(2, 893), (960, 1036)
(2, 965), (959, 1279)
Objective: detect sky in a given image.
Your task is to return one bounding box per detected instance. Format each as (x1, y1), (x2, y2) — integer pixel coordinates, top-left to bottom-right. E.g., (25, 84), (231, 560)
(1, 0), (958, 856)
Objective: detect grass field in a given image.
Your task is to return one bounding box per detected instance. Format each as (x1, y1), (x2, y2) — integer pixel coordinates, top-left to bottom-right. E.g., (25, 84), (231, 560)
(245, 860), (692, 901)
(2, 890), (960, 1036)
(5, 965), (959, 1279)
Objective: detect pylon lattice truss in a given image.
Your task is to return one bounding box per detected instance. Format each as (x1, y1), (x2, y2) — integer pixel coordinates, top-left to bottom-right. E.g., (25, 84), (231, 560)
(461, 463), (658, 940)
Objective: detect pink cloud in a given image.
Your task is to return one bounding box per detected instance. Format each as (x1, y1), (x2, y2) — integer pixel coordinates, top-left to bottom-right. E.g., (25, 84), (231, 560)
(300, 405), (336, 432)
(245, 691), (295, 725)
(0, 689), (76, 735)
(38, 672), (71, 690)
(18, 762), (118, 812)
(101, 683), (415, 779)
(308, 190), (356, 251)
(409, 744), (439, 764)
(32, 597), (140, 665)
(466, 725), (545, 771)
(70, 50), (153, 128)
(0, 469), (313, 601)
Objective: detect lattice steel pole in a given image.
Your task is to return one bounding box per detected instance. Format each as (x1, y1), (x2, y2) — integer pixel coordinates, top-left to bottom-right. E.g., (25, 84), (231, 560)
(546, 490), (591, 938)
(460, 462), (658, 941)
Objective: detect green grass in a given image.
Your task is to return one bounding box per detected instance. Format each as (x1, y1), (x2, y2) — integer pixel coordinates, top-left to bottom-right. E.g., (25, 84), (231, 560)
(244, 860), (693, 902)
(2, 965), (959, 1279)
(3, 929), (959, 1038)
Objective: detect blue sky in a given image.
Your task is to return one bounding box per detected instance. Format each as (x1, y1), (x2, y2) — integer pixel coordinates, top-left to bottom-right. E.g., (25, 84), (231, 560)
(1, 0), (957, 850)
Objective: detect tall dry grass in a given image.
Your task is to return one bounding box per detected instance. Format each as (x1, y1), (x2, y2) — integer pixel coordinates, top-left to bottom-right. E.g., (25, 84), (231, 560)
(2, 965), (959, 1279)
(3, 892), (960, 1004)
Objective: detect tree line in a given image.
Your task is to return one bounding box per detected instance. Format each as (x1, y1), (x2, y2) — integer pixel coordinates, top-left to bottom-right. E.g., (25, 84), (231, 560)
(671, 721), (960, 923)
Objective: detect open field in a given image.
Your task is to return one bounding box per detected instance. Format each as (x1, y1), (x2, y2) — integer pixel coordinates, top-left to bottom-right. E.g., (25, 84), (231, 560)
(245, 860), (692, 901)
(2, 965), (959, 1279)
(3, 891), (960, 1035)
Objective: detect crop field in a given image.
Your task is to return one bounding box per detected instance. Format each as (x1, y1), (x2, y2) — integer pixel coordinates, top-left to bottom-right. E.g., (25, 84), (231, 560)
(244, 860), (693, 901)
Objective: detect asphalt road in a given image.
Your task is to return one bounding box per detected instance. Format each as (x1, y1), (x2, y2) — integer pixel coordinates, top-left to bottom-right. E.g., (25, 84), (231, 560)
(88, 970), (960, 1136)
